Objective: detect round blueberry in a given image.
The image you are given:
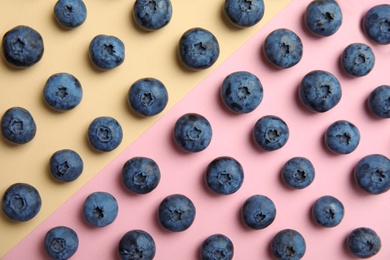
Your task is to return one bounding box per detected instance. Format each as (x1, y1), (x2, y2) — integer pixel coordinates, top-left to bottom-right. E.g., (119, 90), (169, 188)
(252, 115), (289, 151)
(87, 116), (123, 152)
(158, 194), (196, 232)
(224, 0), (265, 28)
(118, 229), (156, 260)
(368, 85), (390, 119)
(312, 195), (344, 227)
(178, 27), (220, 70)
(363, 4), (390, 45)
(128, 77), (169, 117)
(324, 120), (360, 154)
(281, 157), (315, 189)
(341, 43), (375, 77)
(2, 183), (42, 222)
(263, 28), (303, 69)
(82, 191), (118, 227)
(133, 0), (172, 31)
(200, 233), (234, 260)
(241, 195), (276, 230)
(44, 226), (79, 260)
(89, 34), (125, 70)
(54, 0), (87, 29)
(271, 229), (306, 260)
(49, 149), (84, 182)
(354, 154), (390, 195)
(2, 25), (44, 68)
(298, 70), (342, 112)
(347, 227), (381, 258)
(220, 71), (263, 114)
(1, 107), (37, 144)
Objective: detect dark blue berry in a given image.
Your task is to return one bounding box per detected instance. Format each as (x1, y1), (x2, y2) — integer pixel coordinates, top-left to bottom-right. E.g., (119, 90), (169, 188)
(118, 229), (156, 260)
(281, 157), (315, 189)
(133, 0), (172, 31)
(324, 120), (360, 154)
(82, 191), (118, 227)
(252, 115), (289, 151)
(1, 107), (37, 144)
(368, 85), (390, 119)
(49, 149), (84, 182)
(224, 0), (265, 28)
(89, 35), (125, 70)
(312, 195), (344, 227)
(241, 195), (276, 230)
(87, 116), (123, 152)
(347, 227), (381, 258)
(363, 4), (390, 45)
(271, 229), (306, 260)
(341, 43), (375, 77)
(54, 0), (87, 29)
(44, 226), (79, 260)
(200, 234), (234, 260)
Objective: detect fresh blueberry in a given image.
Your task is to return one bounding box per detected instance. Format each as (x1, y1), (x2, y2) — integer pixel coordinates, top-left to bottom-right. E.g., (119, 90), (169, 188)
(347, 227), (381, 258)
(133, 0), (172, 31)
(43, 73), (83, 112)
(178, 27), (220, 70)
(1, 107), (37, 144)
(324, 120), (360, 154)
(87, 116), (123, 152)
(341, 43), (375, 77)
(263, 28), (303, 69)
(118, 229), (156, 260)
(271, 229), (306, 260)
(158, 194), (196, 232)
(281, 157), (315, 189)
(298, 70), (342, 112)
(304, 0), (343, 37)
(2, 25), (44, 68)
(223, 0), (265, 28)
(220, 71), (263, 114)
(82, 191), (118, 227)
(200, 233), (234, 260)
(2, 183), (42, 222)
(173, 113), (212, 153)
(312, 195), (344, 227)
(128, 77), (169, 117)
(44, 226), (79, 260)
(49, 149), (84, 182)
(205, 156), (244, 195)
(89, 34), (125, 70)
(241, 194), (276, 230)
(252, 115), (289, 151)
(368, 85), (390, 119)
(354, 154), (390, 195)
(54, 0), (87, 29)
(363, 4), (390, 45)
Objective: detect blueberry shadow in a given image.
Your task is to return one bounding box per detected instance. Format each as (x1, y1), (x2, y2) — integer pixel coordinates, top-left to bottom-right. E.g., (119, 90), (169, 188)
(51, 13), (73, 32)
(0, 57), (25, 72)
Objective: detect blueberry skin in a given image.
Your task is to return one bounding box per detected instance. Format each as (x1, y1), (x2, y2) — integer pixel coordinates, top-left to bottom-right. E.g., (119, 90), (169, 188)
(2, 25), (44, 68)
(158, 194), (196, 232)
(271, 229), (306, 260)
(121, 157), (161, 194)
(43, 73), (83, 111)
(205, 156), (244, 195)
(312, 195), (344, 227)
(49, 149), (84, 182)
(363, 4), (390, 45)
(263, 28), (303, 69)
(178, 27), (220, 70)
(128, 77), (169, 117)
(281, 157), (315, 189)
(87, 116), (123, 152)
(354, 154), (390, 195)
(347, 227), (381, 258)
(324, 120), (360, 154)
(89, 35), (125, 70)
(241, 195), (276, 230)
(1, 107), (37, 144)
(304, 0), (342, 37)
(341, 43), (375, 77)
(224, 0), (265, 28)
(2, 183), (42, 222)
(82, 191), (118, 227)
(298, 70), (342, 112)
(252, 115), (289, 151)
(133, 0), (172, 31)
(54, 0), (87, 29)
(44, 226), (79, 260)
(118, 229), (156, 260)
(173, 113), (212, 153)
(200, 234), (234, 260)
(220, 71), (263, 114)
(368, 85), (390, 118)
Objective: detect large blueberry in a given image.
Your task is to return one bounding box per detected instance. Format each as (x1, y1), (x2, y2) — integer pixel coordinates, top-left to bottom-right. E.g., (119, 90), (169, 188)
(82, 191), (118, 227)
(49, 149), (84, 182)
(363, 4), (390, 45)
(281, 157), (315, 189)
(44, 226), (79, 260)
(200, 233), (234, 260)
(1, 107), (37, 144)
(252, 115), (289, 151)
(133, 0), (172, 31)
(368, 85), (390, 119)
(54, 0), (87, 29)
(341, 43), (375, 77)
(87, 116), (123, 152)
(312, 195), (344, 227)
(89, 34), (125, 70)
(241, 194), (276, 230)
(224, 0), (265, 28)
(324, 120), (360, 154)
(271, 229), (306, 260)
(118, 229), (156, 260)
(347, 227), (381, 258)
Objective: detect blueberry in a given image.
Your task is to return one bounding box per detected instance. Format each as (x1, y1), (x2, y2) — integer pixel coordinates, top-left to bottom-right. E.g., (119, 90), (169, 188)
(173, 113), (212, 153)
(252, 115), (289, 151)
(128, 77), (169, 117)
(263, 28), (303, 69)
(354, 154), (390, 195)
(220, 71), (263, 114)
(241, 195), (276, 230)
(44, 226), (79, 260)
(368, 85), (390, 119)
(82, 191), (118, 227)
(281, 157), (315, 189)
(2, 25), (44, 68)
(205, 156), (244, 195)
(118, 229), (156, 260)
(347, 227), (381, 258)
(178, 27), (220, 70)
(158, 194), (196, 232)
(298, 70), (342, 112)
(271, 229), (306, 260)
(324, 120), (360, 154)
(223, 0), (265, 28)
(54, 0), (87, 29)
(87, 116), (123, 152)
(312, 195), (344, 227)
(2, 183), (42, 222)
(121, 157), (161, 194)
(341, 43), (375, 77)
(363, 4), (390, 45)
(200, 234), (234, 260)
(304, 0), (342, 37)
(89, 34), (125, 70)
(1, 107), (37, 144)
(133, 0), (172, 31)
(43, 73), (83, 111)
(49, 149), (83, 182)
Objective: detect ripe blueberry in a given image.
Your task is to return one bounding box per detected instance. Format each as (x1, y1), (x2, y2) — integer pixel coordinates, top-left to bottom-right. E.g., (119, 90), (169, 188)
(44, 226), (79, 260)
(1, 106), (37, 144)
(89, 34), (125, 70)
(118, 229), (156, 260)
(200, 233), (234, 260)
(82, 191), (118, 227)
(224, 0), (265, 28)
(252, 115), (289, 151)
(281, 157), (315, 189)
(341, 43), (375, 77)
(87, 116), (123, 152)
(54, 0), (87, 29)
(49, 149), (84, 182)
(368, 85), (390, 119)
(347, 227), (381, 258)
(324, 120), (360, 154)
(241, 194), (276, 230)
(312, 195), (344, 227)
(363, 4), (390, 45)
(271, 229), (306, 260)
(133, 0), (173, 31)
